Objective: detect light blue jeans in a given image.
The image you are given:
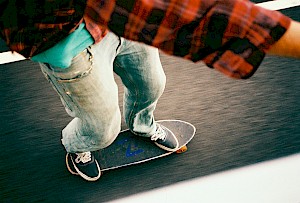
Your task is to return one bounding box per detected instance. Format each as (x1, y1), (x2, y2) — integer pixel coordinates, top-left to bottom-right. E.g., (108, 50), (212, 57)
(39, 32), (166, 153)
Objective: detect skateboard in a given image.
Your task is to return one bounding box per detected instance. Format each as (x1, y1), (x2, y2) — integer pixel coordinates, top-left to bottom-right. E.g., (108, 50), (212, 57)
(95, 119), (196, 172)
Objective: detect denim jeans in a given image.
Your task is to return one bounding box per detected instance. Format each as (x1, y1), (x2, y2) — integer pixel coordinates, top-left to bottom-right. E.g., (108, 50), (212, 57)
(39, 32), (166, 153)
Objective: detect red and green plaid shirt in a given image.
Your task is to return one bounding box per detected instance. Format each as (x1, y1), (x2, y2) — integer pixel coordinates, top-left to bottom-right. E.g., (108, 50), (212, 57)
(0, 0), (291, 79)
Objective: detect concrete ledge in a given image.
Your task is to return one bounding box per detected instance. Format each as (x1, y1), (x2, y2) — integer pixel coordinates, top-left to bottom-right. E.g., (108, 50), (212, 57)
(111, 153), (300, 203)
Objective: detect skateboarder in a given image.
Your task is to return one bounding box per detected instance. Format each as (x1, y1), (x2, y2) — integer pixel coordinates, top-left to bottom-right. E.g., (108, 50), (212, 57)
(1, 0), (300, 181)
(36, 32), (180, 181)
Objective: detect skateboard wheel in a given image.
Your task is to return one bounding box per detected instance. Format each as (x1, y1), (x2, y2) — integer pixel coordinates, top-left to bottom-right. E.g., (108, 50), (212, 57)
(176, 145), (187, 153)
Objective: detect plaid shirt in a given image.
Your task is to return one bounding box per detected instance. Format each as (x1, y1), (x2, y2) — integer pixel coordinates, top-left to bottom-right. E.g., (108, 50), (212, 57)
(0, 0), (291, 79)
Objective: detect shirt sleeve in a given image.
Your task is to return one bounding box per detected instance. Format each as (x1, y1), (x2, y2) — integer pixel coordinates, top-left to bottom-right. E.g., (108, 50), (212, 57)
(84, 0), (291, 79)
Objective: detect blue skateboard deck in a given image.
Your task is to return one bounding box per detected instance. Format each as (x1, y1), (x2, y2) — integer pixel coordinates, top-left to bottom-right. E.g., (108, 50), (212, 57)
(96, 120), (196, 171)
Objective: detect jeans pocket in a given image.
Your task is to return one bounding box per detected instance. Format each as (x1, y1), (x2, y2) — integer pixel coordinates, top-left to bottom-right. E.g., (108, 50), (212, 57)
(51, 48), (94, 83)
(40, 48), (94, 115)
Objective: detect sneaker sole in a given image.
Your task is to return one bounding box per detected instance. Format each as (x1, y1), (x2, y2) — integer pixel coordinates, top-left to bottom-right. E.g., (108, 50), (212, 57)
(66, 153), (79, 175)
(154, 141), (179, 152)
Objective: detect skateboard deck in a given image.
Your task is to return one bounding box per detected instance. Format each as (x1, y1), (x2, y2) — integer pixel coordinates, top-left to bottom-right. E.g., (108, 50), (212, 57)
(95, 120), (196, 172)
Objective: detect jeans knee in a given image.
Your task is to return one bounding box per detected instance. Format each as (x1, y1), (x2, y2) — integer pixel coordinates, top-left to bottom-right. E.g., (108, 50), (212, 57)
(146, 71), (166, 101)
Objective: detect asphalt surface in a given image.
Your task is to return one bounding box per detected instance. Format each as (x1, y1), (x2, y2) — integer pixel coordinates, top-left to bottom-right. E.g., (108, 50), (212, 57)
(1, 4), (300, 203)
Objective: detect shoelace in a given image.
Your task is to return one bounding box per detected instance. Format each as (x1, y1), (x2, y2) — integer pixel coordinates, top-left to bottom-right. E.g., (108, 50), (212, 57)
(75, 152), (92, 164)
(150, 125), (166, 141)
